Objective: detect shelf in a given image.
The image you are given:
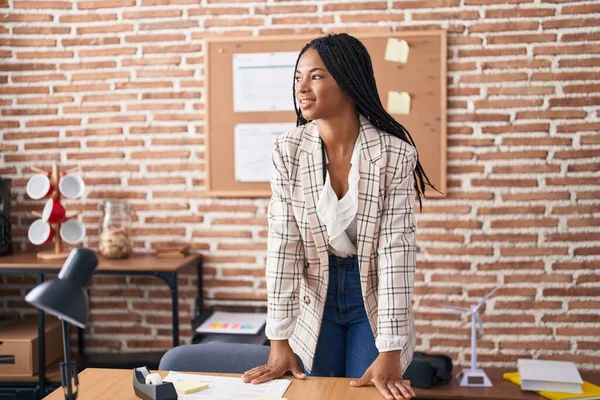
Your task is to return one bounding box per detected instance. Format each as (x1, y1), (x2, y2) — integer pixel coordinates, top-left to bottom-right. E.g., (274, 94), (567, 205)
(0, 361), (61, 383)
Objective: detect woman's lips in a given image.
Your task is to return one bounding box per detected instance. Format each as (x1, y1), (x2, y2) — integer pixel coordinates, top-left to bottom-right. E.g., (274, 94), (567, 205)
(299, 99), (316, 109)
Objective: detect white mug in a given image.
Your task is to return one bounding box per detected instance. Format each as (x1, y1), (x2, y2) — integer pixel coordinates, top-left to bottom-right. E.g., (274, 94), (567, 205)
(59, 175), (85, 199)
(28, 219), (55, 245)
(26, 174), (53, 200)
(60, 220), (86, 245)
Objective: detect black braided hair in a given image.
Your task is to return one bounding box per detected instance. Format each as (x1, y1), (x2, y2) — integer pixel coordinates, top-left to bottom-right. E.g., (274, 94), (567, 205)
(292, 33), (440, 210)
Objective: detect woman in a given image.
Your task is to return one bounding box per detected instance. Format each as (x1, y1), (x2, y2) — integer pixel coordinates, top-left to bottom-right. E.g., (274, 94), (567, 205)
(242, 33), (433, 400)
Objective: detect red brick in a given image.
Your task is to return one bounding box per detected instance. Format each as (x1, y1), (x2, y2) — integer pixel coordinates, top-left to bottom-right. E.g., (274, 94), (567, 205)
(478, 150), (547, 160)
(14, 1), (71, 8)
(60, 61), (117, 70)
(461, 72), (528, 83)
(482, 60), (554, 70)
(493, 164), (560, 174)
(12, 73), (66, 83)
(483, 123), (550, 134)
(143, 44), (202, 54)
(123, 9), (183, 19)
(543, 18), (600, 29)
(504, 247), (569, 256)
(490, 219), (558, 229)
(534, 44), (600, 56)
(0, 38), (56, 46)
(458, 47), (527, 58)
(488, 34), (556, 45)
(59, 13), (117, 22)
(472, 178), (538, 188)
(19, 96), (74, 106)
(557, 122), (600, 133)
(2, 13), (53, 22)
(485, 8), (555, 18)
(79, 47), (137, 57)
(324, 1), (386, 11)
(516, 110), (586, 119)
(470, 21), (539, 33)
(78, 0), (135, 9)
(394, 0), (459, 8)
(62, 37), (121, 47)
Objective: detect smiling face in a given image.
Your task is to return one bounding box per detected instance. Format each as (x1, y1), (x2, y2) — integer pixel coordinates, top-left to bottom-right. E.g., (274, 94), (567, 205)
(294, 47), (355, 121)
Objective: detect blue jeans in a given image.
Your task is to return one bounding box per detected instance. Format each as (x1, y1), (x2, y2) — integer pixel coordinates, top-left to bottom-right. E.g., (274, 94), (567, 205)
(309, 253), (379, 378)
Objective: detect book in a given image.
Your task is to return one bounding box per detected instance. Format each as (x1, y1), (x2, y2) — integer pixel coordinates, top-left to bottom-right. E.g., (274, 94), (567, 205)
(503, 372), (600, 400)
(518, 359), (584, 393)
(195, 311), (266, 335)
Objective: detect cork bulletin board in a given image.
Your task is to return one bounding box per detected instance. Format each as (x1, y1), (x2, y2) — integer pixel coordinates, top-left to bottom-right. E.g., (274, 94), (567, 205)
(205, 31), (447, 198)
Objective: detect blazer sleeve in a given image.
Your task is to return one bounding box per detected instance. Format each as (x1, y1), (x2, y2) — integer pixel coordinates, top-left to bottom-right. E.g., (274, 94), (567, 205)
(376, 146), (418, 338)
(266, 135), (305, 319)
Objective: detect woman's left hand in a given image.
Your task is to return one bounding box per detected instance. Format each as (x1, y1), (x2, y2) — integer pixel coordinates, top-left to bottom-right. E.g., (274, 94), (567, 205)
(350, 351), (416, 399)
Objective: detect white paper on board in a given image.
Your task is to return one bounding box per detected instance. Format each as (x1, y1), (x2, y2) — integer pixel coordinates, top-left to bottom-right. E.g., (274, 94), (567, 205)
(234, 122), (296, 182)
(233, 52), (299, 112)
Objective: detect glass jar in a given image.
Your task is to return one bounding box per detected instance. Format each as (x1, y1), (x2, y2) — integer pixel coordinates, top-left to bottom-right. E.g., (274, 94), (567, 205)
(98, 200), (132, 259)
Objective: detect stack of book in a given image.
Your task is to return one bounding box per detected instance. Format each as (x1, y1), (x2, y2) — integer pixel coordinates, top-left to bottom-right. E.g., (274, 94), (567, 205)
(503, 359), (600, 400)
(154, 244), (190, 258)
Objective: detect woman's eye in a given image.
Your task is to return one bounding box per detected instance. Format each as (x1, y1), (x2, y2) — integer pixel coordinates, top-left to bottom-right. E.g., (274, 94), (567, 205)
(294, 76), (302, 82)
(312, 75), (322, 79)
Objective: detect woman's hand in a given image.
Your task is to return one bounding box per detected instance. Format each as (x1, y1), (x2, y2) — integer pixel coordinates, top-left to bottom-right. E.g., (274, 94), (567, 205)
(241, 340), (306, 384)
(350, 351), (416, 400)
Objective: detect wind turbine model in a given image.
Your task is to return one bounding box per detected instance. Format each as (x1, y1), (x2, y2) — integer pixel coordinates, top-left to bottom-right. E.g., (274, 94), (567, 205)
(441, 287), (499, 387)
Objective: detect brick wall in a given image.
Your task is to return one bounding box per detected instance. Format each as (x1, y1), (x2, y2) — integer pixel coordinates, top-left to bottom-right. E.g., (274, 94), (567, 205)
(1, 0), (599, 370)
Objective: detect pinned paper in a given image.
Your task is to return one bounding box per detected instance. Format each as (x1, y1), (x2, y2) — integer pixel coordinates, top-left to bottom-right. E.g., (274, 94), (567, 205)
(387, 91), (411, 115)
(384, 38), (410, 63)
(173, 381), (209, 394)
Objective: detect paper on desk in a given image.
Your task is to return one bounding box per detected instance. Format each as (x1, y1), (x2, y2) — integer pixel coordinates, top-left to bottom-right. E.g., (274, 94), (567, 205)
(164, 371), (291, 400)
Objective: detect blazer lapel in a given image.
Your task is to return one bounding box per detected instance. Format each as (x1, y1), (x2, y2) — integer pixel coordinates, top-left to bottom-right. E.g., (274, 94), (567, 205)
(299, 121), (329, 266)
(356, 114), (382, 282)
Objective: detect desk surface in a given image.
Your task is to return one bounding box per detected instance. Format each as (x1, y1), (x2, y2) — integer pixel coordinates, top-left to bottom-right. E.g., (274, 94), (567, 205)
(0, 252), (202, 273)
(43, 367), (600, 400)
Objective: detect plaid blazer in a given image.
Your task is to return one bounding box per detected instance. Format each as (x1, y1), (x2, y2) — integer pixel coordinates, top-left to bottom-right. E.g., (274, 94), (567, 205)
(266, 114), (417, 374)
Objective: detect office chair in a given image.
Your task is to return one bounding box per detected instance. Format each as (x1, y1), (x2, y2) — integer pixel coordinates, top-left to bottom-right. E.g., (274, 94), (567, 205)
(159, 342), (304, 374)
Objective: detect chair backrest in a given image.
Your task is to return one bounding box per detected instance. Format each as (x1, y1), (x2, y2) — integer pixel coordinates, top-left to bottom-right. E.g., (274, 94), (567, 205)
(159, 343), (272, 374)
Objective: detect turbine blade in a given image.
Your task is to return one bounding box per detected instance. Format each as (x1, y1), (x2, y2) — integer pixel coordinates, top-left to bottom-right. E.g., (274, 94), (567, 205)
(441, 305), (469, 313)
(475, 287), (499, 311)
(476, 314), (486, 338)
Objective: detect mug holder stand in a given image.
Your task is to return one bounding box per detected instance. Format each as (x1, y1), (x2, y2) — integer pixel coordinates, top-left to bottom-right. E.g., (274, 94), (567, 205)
(30, 163), (80, 261)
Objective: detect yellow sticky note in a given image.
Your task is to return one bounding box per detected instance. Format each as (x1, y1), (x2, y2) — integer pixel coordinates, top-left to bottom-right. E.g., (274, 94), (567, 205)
(256, 397), (287, 400)
(384, 38), (409, 63)
(387, 91), (411, 115)
(173, 381), (209, 394)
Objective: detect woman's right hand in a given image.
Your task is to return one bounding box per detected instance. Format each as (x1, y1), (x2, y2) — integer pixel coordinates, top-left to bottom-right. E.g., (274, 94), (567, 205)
(241, 340), (306, 384)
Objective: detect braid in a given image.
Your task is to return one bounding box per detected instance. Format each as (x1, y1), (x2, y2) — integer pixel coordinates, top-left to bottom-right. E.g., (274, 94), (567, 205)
(292, 33), (440, 210)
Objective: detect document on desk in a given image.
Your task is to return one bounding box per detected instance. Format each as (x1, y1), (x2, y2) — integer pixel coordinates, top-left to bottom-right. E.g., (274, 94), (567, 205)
(164, 371), (291, 400)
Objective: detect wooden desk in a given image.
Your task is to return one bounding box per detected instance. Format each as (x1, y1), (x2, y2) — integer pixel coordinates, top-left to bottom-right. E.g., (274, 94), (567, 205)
(0, 252), (203, 398)
(43, 367), (600, 400)
(44, 368), (384, 400)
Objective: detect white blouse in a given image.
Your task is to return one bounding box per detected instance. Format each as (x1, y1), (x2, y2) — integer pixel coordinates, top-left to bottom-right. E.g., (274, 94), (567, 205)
(266, 136), (406, 352)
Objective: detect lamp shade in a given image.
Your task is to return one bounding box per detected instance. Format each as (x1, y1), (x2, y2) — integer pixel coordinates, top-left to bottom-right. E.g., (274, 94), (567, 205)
(25, 248), (98, 329)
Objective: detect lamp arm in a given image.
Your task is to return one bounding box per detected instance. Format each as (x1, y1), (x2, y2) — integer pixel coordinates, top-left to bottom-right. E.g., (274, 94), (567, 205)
(61, 319), (78, 400)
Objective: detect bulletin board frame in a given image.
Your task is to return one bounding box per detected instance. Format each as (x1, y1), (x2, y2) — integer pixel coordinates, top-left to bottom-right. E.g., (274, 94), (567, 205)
(204, 31), (447, 198)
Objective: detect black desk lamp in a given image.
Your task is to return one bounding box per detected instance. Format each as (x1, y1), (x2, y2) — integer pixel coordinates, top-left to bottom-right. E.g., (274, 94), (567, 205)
(25, 248), (98, 400)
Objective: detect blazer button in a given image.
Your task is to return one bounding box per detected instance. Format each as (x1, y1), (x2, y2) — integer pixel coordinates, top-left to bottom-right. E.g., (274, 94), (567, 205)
(304, 295), (310, 305)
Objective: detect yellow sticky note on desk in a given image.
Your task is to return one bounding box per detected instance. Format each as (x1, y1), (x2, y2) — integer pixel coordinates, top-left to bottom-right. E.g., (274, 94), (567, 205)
(173, 381), (209, 394)
(256, 397), (287, 400)
(387, 91), (411, 115)
(385, 38), (409, 63)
